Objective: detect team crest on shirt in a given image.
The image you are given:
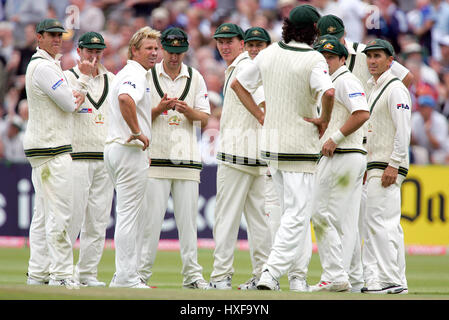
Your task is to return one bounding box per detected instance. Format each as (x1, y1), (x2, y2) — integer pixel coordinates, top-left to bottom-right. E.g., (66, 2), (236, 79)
(168, 115), (181, 125)
(95, 113), (104, 124)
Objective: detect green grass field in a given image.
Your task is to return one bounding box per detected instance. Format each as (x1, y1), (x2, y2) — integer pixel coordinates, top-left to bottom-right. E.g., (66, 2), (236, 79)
(1, 247), (449, 301)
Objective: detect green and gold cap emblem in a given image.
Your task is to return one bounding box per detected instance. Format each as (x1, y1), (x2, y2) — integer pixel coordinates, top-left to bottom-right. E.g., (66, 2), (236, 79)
(161, 27), (189, 53)
(36, 18), (67, 33)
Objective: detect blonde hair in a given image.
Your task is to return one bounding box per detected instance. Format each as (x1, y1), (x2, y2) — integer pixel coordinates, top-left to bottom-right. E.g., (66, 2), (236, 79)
(128, 26), (161, 59)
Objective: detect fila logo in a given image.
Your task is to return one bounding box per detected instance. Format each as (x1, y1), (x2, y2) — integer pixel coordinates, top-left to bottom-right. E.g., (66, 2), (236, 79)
(396, 104), (410, 110)
(123, 81), (136, 89)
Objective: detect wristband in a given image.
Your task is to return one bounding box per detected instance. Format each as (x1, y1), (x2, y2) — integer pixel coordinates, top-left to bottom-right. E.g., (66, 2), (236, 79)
(131, 131), (141, 137)
(330, 130), (345, 145)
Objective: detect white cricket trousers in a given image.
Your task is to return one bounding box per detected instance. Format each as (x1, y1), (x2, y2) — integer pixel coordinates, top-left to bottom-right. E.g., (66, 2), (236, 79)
(311, 153), (365, 283)
(210, 164), (271, 282)
(264, 168), (314, 280)
(28, 153), (75, 281)
(264, 173), (312, 281)
(104, 142), (149, 287)
(363, 176), (407, 286)
(138, 178), (204, 285)
(68, 160), (114, 282)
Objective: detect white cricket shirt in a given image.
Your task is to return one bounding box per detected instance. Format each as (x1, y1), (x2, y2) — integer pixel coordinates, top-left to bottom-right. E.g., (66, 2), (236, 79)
(106, 59), (152, 147)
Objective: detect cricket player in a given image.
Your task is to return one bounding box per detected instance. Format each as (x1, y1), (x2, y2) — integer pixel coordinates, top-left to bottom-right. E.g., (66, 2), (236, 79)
(105, 26), (159, 288)
(208, 23), (272, 290)
(317, 14), (412, 292)
(309, 36), (369, 292)
(232, 5), (335, 291)
(65, 31), (114, 287)
(25, 18), (90, 289)
(360, 39), (411, 294)
(241, 26), (311, 292)
(137, 27), (210, 289)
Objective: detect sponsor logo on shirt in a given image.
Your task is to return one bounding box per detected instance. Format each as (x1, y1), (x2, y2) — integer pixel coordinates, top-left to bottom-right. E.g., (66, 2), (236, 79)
(123, 81), (136, 89)
(349, 92), (365, 98)
(396, 103), (410, 110)
(146, 87), (150, 93)
(78, 107), (93, 113)
(204, 93), (208, 99)
(52, 78), (64, 90)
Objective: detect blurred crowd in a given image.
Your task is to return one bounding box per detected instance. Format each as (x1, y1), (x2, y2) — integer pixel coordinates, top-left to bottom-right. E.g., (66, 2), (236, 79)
(1, 0), (449, 164)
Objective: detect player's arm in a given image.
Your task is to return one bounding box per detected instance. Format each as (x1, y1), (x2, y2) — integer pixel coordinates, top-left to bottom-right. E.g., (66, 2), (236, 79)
(304, 60), (335, 137)
(232, 58), (265, 125)
(151, 93), (178, 120)
(322, 79), (370, 157)
(231, 79), (264, 125)
(175, 100), (209, 127)
(116, 77), (149, 150)
(175, 74), (210, 128)
(118, 93), (149, 151)
(391, 60), (414, 88)
(35, 63), (85, 112)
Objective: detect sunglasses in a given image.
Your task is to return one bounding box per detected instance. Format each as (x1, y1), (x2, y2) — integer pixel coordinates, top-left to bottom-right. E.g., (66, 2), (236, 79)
(164, 34), (187, 41)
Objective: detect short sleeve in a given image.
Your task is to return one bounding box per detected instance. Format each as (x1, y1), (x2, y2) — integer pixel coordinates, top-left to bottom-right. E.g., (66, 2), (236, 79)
(117, 75), (144, 105)
(336, 76), (369, 113)
(310, 60), (334, 98)
(194, 74), (211, 114)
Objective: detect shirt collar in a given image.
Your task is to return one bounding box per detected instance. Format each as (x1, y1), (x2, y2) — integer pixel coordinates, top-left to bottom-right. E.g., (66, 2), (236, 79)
(281, 40), (312, 49)
(157, 61), (190, 80)
(227, 51), (249, 71)
(127, 59), (151, 75)
(344, 39), (357, 56)
(74, 63), (108, 77)
(35, 47), (62, 62)
(367, 68), (393, 87)
(331, 65), (348, 80)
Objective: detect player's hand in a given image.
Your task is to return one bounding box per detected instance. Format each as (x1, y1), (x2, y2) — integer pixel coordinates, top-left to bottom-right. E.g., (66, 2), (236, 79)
(73, 90), (85, 110)
(381, 165), (398, 188)
(159, 93), (178, 111)
(127, 133), (150, 151)
(78, 57), (97, 76)
(174, 100), (191, 114)
(304, 117), (329, 138)
(321, 138), (337, 157)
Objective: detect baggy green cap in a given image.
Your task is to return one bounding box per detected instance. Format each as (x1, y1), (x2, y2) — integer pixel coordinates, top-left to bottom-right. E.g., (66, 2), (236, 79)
(244, 27), (271, 44)
(213, 23), (244, 39)
(317, 14), (345, 39)
(289, 5), (321, 28)
(315, 35), (348, 58)
(161, 27), (189, 53)
(36, 18), (67, 33)
(362, 38), (395, 57)
(78, 31), (106, 49)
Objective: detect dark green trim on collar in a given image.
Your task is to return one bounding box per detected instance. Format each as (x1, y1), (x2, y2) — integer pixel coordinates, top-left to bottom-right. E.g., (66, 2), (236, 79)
(369, 77), (400, 114)
(332, 70), (349, 83)
(68, 68), (109, 110)
(278, 41), (313, 52)
(151, 66), (193, 101)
